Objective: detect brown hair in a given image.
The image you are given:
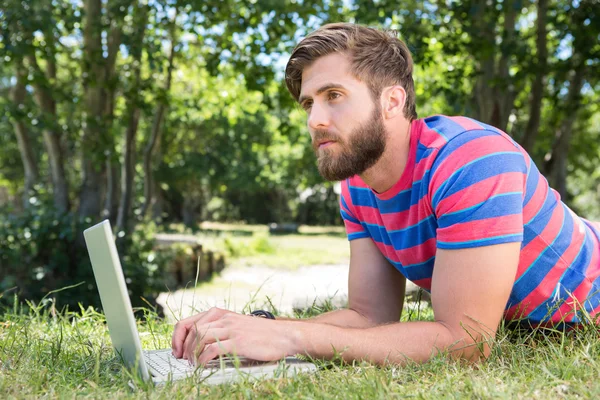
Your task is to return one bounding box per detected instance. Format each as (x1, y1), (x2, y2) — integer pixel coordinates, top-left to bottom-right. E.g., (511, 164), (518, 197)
(285, 23), (417, 121)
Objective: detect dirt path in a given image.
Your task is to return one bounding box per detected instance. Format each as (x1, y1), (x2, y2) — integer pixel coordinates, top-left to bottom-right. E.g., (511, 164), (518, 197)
(157, 261), (423, 322)
(156, 262), (350, 322)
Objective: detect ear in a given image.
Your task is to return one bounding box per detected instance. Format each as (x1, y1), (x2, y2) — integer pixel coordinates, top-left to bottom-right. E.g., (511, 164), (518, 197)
(382, 85), (407, 120)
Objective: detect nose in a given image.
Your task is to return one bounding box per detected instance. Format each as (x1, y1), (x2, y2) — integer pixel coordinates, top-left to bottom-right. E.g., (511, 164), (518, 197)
(307, 101), (330, 131)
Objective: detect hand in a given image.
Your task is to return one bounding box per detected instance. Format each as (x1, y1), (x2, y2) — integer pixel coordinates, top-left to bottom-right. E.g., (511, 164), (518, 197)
(171, 307), (235, 359)
(175, 309), (298, 366)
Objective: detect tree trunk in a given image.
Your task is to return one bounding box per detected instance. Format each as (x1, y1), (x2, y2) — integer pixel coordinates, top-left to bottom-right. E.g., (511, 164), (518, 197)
(116, 2), (148, 232)
(79, 0), (106, 219)
(104, 156), (120, 223)
(27, 52), (70, 213)
(544, 63), (586, 200)
(521, 0), (548, 153)
(10, 60), (39, 207)
(142, 13), (178, 218)
(102, 20), (124, 222)
(472, 0), (519, 132)
(472, 0), (497, 123)
(492, 0), (519, 132)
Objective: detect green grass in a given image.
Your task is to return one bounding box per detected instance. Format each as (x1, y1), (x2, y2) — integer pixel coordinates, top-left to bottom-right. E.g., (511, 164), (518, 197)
(224, 234), (350, 268)
(165, 223), (350, 269)
(3, 296), (600, 399)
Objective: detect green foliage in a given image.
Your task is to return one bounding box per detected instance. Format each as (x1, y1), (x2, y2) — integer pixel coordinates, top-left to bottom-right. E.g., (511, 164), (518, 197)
(0, 203), (166, 310)
(223, 232), (275, 258)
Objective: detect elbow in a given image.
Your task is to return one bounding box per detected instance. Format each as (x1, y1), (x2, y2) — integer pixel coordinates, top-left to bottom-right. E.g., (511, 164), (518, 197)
(437, 321), (495, 364)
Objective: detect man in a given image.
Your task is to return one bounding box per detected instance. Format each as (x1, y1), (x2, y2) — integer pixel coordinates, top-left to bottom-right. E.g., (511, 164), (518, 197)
(171, 23), (600, 366)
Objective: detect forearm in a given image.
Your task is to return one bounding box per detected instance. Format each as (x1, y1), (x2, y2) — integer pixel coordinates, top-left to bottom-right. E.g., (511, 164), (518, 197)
(279, 308), (378, 329)
(290, 320), (472, 366)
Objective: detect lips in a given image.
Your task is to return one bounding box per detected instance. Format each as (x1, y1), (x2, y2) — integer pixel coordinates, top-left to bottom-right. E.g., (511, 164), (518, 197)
(318, 140), (335, 149)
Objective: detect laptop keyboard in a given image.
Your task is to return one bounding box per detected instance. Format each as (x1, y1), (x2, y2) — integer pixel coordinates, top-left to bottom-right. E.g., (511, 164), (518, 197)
(144, 350), (241, 376)
(145, 351), (193, 376)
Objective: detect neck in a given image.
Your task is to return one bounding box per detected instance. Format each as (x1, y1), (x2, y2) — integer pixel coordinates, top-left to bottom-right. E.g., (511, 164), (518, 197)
(359, 118), (412, 194)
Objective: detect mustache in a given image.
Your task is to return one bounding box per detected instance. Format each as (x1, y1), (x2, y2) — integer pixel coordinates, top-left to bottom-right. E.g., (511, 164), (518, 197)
(312, 129), (341, 147)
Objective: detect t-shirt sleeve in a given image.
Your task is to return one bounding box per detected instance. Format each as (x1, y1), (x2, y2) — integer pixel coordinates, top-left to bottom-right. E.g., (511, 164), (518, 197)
(429, 131), (527, 249)
(340, 179), (370, 241)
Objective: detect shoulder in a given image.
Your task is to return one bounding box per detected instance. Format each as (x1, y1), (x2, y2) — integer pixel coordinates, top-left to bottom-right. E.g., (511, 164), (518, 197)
(417, 115), (527, 171)
(418, 115), (519, 150)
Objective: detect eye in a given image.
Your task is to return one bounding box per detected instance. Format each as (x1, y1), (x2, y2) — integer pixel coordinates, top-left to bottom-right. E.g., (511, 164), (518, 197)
(301, 100), (313, 111)
(328, 91), (341, 101)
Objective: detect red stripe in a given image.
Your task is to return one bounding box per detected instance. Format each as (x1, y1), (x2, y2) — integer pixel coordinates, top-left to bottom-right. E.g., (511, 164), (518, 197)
(437, 215), (523, 244)
(506, 209), (583, 318)
(344, 219), (365, 235)
(513, 204), (565, 282)
(419, 117), (449, 148)
(560, 233), (600, 323)
(448, 116), (486, 131)
(522, 175), (549, 223)
(429, 136), (521, 194)
(435, 172), (525, 216)
(412, 278), (432, 291)
(374, 238), (437, 266)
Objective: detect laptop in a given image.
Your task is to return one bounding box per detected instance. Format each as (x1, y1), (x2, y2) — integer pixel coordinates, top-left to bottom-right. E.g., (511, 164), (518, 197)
(83, 220), (316, 385)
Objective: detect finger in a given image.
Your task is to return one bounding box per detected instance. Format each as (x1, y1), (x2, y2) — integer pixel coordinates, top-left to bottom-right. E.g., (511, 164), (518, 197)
(182, 323), (203, 361)
(172, 311), (207, 357)
(191, 328), (230, 363)
(172, 307), (226, 357)
(197, 340), (236, 366)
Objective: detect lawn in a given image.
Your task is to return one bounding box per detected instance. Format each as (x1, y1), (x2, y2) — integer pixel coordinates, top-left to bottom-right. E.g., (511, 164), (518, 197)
(2, 297), (600, 399)
(2, 226), (600, 398)
(164, 222), (351, 269)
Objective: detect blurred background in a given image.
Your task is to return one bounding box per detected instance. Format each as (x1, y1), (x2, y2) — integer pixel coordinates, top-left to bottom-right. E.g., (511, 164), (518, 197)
(0, 0), (598, 312)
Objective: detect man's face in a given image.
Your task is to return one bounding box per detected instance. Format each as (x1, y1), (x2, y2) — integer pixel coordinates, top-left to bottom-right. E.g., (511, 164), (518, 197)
(299, 53), (387, 181)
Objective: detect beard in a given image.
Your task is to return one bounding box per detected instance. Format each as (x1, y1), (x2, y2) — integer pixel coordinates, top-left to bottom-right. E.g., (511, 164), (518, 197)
(312, 105), (387, 182)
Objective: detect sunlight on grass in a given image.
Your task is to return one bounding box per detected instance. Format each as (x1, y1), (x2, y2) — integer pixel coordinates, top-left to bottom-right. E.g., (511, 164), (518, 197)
(165, 223), (351, 269)
(2, 295), (600, 398)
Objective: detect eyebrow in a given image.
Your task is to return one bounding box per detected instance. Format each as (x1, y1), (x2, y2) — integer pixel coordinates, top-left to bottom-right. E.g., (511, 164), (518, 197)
(298, 83), (348, 105)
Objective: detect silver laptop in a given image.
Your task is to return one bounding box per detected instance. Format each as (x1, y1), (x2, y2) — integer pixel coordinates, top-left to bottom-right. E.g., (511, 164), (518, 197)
(83, 220), (316, 384)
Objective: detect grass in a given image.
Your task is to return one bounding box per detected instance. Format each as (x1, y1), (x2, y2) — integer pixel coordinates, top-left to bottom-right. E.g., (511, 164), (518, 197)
(163, 222), (350, 269)
(2, 295), (600, 399)
(4, 225), (600, 398)
(223, 234), (350, 268)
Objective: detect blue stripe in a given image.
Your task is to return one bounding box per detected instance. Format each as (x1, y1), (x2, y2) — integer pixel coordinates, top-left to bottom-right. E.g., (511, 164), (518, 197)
(340, 209), (360, 225)
(429, 130), (499, 175)
(475, 120), (504, 135)
(348, 186), (377, 208)
(437, 233), (523, 249)
(438, 192), (523, 227)
(432, 152), (526, 207)
(363, 222), (393, 246)
(375, 188), (413, 214)
(527, 237), (588, 322)
(348, 232), (370, 241)
(405, 258), (435, 281)
(389, 215), (436, 234)
(388, 218), (437, 249)
(424, 115), (475, 142)
(404, 255), (436, 272)
(508, 207), (574, 307)
(523, 162), (540, 207)
(521, 190), (557, 248)
(582, 286), (600, 318)
(416, 143), (436, 164)
(340, 196), (353, 216)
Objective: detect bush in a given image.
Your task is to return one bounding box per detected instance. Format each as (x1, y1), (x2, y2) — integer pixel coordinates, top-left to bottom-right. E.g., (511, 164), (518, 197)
(0, 204), (166, 310)
(223, 232), (275, 258)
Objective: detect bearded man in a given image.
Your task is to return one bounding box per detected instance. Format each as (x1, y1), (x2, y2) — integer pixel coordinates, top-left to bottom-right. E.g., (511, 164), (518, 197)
(171, 23), (600, 366)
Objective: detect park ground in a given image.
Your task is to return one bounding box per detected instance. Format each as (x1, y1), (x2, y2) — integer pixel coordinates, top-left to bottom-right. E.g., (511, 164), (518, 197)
(2, 224), (600, 398)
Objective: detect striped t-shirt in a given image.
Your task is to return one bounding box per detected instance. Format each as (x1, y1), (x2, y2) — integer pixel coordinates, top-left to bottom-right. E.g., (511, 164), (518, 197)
(340, 115), (600, 325)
